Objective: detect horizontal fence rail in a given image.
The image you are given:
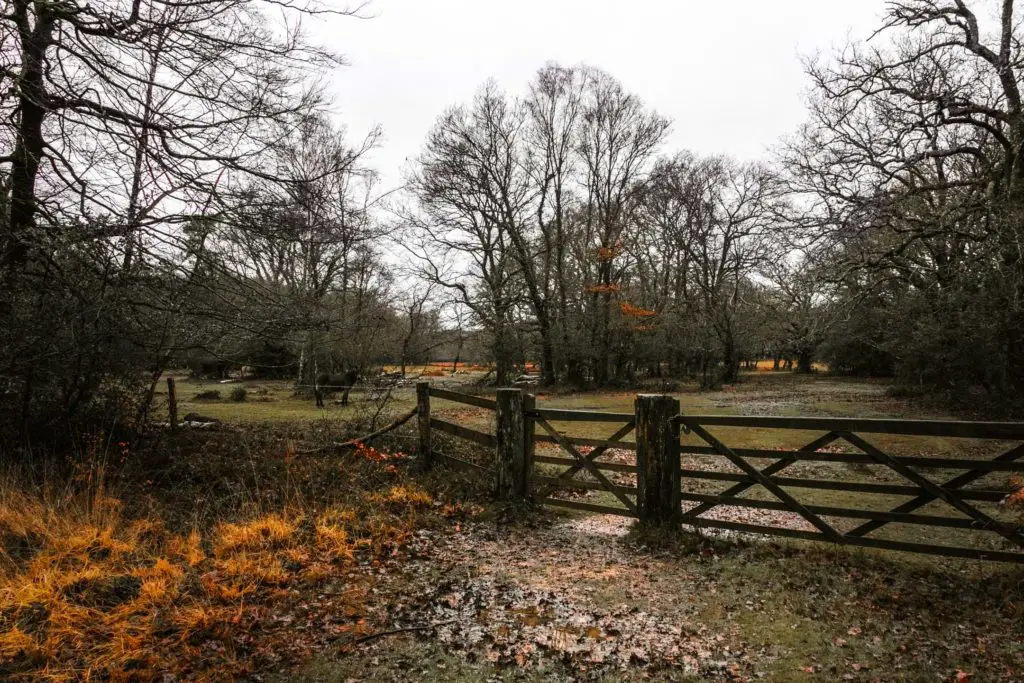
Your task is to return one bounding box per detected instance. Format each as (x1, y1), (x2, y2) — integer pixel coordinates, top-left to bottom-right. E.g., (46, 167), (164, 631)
(429, 417), (496, 449)
(678, 469), (1007, 502)
(529, 408), (635, 423)
(677, 445), (1024, 470)
(428, 386), (498, 410)
(418, 384), (498, 475)
(675, 414), (1024, 439)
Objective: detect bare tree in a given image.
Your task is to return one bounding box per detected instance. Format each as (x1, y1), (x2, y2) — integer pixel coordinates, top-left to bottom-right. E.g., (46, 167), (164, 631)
(402, 82), (526, 386)
(575, 68), (670, 384)
(216, 114), (383, 381)
(0, 0), (360, 272)
(783, 0), (1024, 397)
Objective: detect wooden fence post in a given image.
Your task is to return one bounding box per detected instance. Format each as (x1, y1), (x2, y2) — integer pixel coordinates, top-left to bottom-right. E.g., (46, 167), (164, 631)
(416, 382), (432, 470)
(636, 394), (681, 522)
(495, 388), (526, 499)
(166, 377), (177, 432)
(522, 393), (536, 499)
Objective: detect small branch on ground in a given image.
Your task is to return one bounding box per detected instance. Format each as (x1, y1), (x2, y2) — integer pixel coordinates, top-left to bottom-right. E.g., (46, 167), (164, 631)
(338, 619), (459, 654)
(298, 407), (418, 454)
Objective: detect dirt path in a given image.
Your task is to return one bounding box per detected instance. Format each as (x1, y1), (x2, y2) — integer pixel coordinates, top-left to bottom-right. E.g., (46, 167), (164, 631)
(289, 511), (1024, 682)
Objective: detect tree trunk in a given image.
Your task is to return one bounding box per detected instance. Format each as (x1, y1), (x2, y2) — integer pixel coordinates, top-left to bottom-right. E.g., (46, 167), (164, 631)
(720, 334), (739, 384)
(797, 349), (813, 374)
(538, 317), (556, 385)
(5, 11), (54, 270)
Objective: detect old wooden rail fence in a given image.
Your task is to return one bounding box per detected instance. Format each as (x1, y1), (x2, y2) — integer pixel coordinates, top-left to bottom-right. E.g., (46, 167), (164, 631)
(414, 384), (1024, 563)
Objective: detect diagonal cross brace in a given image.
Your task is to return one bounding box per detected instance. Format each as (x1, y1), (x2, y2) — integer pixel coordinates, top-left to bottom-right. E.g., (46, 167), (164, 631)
(536, 421), (636, 498)
(681, 431), (841, 520)
(847, 442), (1024, 538)
(686, 423), (841, 541)
(536, 418), (638, 515)
(841, 432), (1024, 549)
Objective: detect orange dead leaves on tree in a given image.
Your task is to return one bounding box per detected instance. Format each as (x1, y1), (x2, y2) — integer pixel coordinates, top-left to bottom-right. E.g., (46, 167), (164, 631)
(619, 302), (656, 318)
(595, 239), (624, 262)
(584, 283), (621, 294)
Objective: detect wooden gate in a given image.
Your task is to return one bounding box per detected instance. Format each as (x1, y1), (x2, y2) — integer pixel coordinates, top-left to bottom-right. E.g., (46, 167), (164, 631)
(532, 407), (639, 516)
(416, 386), (1024, 563)
(675, 414), (1024, 562)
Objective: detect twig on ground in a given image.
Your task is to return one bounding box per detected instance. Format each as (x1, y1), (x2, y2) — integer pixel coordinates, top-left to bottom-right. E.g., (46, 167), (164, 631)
(338, 619), (459, 653)
(298, 407), (418, 454)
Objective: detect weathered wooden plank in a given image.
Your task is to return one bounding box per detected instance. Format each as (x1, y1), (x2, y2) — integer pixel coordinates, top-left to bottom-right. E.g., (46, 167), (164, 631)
(677, 415), (1024, 439)
(682, 517), (1024, 563)
(430, 418), (496, 448)
(540, 497), (636, 517)
(678, 469), (1007, 502)
(680, 492), (1002, 529)
(841, 432), (1024, 549)
(496, 389), (527, 499)
(535, 433), (637, 450)
(530, 408), (635, 423)
(536, 421), (636, 498)
(428, 387), (497, 410)
(686, 423), (842, 541)
(417, 382), (432, 469)
(437, 452), (492, 474)
(637, 395), (681, 522)
(682, 431), (838, 521)
(534, 454), (637, 473)
(679, 445), (1024, 471)
(534, 476), (637, 495)
(848, 442), (1024, 538)
(536, 418), (638, 515)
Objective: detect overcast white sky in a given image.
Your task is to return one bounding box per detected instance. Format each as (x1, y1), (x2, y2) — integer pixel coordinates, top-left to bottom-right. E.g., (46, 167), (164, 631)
(308, 0), (888, 192)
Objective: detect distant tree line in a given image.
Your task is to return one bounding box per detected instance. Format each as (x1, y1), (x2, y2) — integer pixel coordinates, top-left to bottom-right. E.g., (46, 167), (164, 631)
(402, 1), (1024, 413)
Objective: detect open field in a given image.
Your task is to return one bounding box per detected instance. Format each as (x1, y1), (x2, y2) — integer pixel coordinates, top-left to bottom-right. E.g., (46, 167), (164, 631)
(160, 373), (418, 423)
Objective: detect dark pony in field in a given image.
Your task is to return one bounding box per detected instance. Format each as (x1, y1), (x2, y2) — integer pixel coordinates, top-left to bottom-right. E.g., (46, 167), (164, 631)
(314, 370), (358, 407)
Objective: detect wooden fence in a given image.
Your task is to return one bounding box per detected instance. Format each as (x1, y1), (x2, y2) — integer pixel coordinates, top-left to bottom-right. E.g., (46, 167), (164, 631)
(415, 384), (1024, 563)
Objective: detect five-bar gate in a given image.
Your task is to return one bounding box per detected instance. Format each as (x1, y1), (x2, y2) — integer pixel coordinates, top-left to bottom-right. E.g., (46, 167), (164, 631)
(415, 384), (1024, 563)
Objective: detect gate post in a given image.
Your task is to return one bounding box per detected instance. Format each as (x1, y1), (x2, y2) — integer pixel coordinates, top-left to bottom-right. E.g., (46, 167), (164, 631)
(635, 394), (681, 522)
(166, 377), (177, 432)
(495, 388), (526, 499)
(416, 382), (432, 470)
(522, 393), (536, 499)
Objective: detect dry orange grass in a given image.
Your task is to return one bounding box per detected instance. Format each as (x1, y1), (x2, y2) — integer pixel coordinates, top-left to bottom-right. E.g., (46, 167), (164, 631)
(380, 362), (495, 375)
(751, 359), (829, 372)
(0, 461), (435, 680)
